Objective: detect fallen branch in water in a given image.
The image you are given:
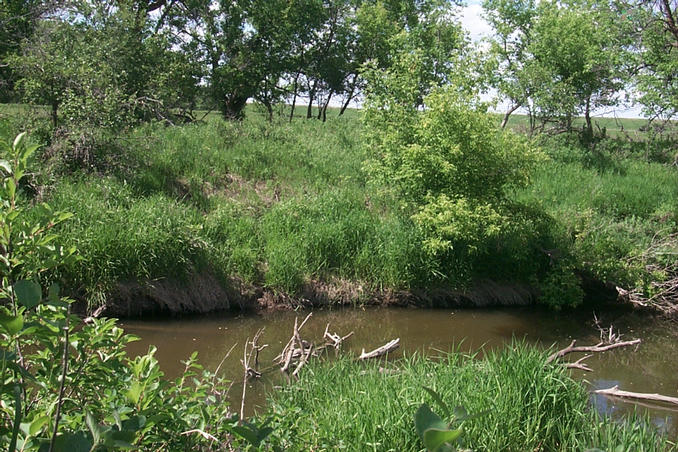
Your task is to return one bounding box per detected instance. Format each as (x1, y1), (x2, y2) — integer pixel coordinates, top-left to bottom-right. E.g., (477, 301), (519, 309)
(595, 385), (678, 407)
(359, 338), (400, 360)
(323, 323), (354, 349)
(240, 328), (266, 423)
(545, 338), (641, 366)
(293, 342), (314, 377)
(565, 354), (594, 372)
(278, 313), (313, 373)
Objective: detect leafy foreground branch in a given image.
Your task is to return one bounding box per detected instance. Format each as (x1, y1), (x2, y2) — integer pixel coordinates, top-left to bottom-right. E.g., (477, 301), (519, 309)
(0, 133), (262, 451)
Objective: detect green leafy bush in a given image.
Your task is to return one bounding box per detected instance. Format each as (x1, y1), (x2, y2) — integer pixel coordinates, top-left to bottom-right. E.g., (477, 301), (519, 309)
(364, 81), (559, 293)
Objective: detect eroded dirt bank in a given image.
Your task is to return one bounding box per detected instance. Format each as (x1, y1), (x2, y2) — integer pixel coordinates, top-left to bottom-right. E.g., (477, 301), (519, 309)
(98, 271), (621, 318)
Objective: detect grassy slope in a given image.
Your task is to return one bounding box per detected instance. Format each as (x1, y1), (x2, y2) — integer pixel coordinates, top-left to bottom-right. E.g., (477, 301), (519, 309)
(19, 109), (430, 308)
(265, 344), (672, 451)
(1, 104), (677, 312)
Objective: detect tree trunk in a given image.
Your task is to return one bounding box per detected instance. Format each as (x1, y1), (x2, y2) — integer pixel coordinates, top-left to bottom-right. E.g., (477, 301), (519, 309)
(289, 73), (299, 122)
(316, 93), (324, 120)
(321, 90), (333, 122)
(51, 101), (58, 129)
(584, 96), (593, 140)
(221, 94), (249, 120)
(265, 100), (273, 122)
(501, 103), (521, 129)
(339, 75), (357, 116)
(306, 80), (317, 119)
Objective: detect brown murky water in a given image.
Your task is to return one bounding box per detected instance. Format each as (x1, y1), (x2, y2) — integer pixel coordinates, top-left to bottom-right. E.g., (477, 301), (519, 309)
(121, 306), (678, 439)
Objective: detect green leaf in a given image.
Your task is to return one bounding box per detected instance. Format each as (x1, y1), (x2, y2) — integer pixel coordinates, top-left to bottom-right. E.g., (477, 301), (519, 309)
(14, 280), (42, 309)
(102, 429), (136, 449)
(422, 386), (451, 419)
(126, 381), (142, 405)
(48, 283), (60, 304)
(453, 406), (468, 421)
(85, 410), (101, 445)
(6, 177), (16, 199)
(21, 144), (40, 163)
(423, 427), (463, 451)
(0, 159), (11, 174)
(231, 424), (260, 446)
(38, 431), (92, 452)
(415, 404), (447, 441)
(13, 132), (27, 151)
(0, 311), (24, 335)
(29, 415), (50, 436)
(121, 415), (146, 431)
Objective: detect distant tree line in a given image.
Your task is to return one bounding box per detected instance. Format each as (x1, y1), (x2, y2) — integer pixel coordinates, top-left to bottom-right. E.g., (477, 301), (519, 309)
(0, 0), (676, 132)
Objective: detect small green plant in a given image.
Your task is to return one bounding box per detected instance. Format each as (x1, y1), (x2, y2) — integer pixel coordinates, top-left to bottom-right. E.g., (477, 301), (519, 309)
(414, 387), (465, 452)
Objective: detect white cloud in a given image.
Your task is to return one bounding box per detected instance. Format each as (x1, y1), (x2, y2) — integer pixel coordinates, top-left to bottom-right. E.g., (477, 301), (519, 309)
(460, 3), (492, 42)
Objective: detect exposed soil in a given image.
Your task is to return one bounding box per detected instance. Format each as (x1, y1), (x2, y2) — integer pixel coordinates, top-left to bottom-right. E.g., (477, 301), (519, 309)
(101, 272), (550, 318)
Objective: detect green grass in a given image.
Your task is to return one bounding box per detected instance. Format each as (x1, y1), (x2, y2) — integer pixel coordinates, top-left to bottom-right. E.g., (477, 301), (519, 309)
(15, 111), (431, 305)
(1, 103), (677, 311)
(264, 343), (672, 451)
(515, 136), (678, 290)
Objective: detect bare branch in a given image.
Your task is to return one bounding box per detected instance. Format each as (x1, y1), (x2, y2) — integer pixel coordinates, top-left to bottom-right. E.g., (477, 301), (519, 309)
(595, 385), (678, 407)
(545, 339), (641, 365)
(358, 339), (400, 360)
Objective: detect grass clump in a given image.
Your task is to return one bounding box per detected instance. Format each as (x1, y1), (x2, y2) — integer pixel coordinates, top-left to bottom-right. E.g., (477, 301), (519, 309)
(40, 177), (211, 304)
(265, 344), (672, 451)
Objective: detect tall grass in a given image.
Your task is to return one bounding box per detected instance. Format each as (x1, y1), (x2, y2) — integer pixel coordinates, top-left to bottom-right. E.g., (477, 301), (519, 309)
(19, 112), (430, 306)
(2, 104), (676, 310)
(265, 344), (672, 451)
(516, 136), (678, 291)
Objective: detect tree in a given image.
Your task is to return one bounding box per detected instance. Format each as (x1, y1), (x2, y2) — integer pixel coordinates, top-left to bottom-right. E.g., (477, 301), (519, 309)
(169, 0), (303, 120)
(482, 0), (538, 128)
(484, 0), (631, 136)
(624, 0), (678, 120)
(10, 0), (198, 130)
(0, 0), (60, 101)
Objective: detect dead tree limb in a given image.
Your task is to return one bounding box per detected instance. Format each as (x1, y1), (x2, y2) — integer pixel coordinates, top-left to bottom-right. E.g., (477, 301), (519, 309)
(358, 338), (400, 360)
(277, 313), (313, 365)
(323, 322), (354, 349)
(545, 339), (641, 365)
(293, 343), (314, 377)
(565, 354), (593, 372)
(240, 328), (266, 423)
(595, 385), (678, 407)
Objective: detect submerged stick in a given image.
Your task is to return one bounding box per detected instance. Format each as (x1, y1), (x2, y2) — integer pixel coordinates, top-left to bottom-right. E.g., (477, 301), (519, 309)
(358, 338), (400, 360)
(595, 385), (678, 407)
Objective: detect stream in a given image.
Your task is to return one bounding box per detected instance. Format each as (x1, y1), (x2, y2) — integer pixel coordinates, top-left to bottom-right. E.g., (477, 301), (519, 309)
(121, 306), (678, 440)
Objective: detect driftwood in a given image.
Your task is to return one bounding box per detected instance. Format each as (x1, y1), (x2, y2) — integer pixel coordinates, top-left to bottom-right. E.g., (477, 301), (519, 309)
(323, 323), (354, 349)
(240, 328), (267, 423)
(545, 338), (641, 368)
(595, 385), (678, 408)
(358, 338), (400, 360)
(83, 305), (106, 324)
(278, 313), (322, 375)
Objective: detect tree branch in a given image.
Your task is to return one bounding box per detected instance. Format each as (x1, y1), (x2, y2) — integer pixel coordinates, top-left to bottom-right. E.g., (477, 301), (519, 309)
(545, 339), (641, 365)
